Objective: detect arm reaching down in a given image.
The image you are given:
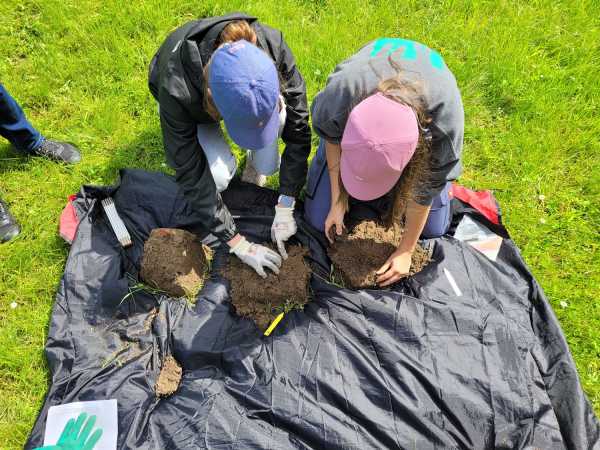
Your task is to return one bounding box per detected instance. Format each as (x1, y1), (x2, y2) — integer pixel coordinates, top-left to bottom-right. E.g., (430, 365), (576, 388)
(324, 140), (347, 243)
(376, 199), (431, 287)
(273, 29), (312, 198)
(268, 29), (311, 256)
(229, 235), (282, 278)
(159, 98), (238, 242)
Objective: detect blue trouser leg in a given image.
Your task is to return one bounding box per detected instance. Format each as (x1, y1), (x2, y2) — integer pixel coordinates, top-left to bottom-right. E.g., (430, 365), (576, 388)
(304, 140), (331, 232)
(420, 182), (452, 238)
(304, 139), (452, 237)
(0, 83), (44, 153)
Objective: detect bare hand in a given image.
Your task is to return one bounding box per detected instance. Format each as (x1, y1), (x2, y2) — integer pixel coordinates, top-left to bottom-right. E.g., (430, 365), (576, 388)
(376, 249), (412, 287)
(324, 202), (346, 244)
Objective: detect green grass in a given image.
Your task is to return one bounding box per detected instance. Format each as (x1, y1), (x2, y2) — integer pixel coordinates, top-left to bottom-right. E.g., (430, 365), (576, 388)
(0, 0), (598, 446)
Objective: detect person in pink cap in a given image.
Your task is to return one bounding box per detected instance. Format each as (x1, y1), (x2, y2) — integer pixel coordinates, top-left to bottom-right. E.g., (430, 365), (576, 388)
(305, 38), (464, 286)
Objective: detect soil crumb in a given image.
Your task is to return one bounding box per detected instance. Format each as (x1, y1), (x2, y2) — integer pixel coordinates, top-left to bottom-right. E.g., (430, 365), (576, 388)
(140, 228), (208, 298)
(329, 220), (431, 289)
(221, 245), (311, 331)
(155, 355), (182, 397)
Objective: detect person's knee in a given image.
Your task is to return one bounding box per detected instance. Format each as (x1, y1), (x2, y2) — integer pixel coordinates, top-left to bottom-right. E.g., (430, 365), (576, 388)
(421, 221), (446, 239)
(304, 196), (328, 232)
(304, 140), (330, 232)
(247, 145), (281, 176)
(305, 176), (330, 231)
(420, 182), (452, 239)
(211, 161), (236, 193)
(261, 155), (281, 176)
(421, 206), (451, 238)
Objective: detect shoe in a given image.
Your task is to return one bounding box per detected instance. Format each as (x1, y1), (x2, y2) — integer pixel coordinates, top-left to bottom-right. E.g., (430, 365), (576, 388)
(33, 139), (81, 164)
(0, 199), (20, 243)
(241, 160), (267, 187)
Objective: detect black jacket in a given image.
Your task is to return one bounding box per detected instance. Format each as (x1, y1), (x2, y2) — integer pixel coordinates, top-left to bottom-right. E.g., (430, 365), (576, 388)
(148, 13), (311, 241)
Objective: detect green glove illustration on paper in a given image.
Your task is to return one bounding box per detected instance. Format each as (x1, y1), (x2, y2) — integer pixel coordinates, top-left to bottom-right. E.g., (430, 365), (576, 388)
(35, 412), (103, 450)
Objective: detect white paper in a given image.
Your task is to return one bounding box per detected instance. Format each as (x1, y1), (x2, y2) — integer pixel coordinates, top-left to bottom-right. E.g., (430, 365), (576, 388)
(43, 399), (118, 450)
(454, 215), (503, 261)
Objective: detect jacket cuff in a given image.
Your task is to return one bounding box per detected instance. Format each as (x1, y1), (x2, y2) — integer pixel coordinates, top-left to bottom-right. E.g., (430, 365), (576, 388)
(217, 225), (238, 243)
(278, 185), (299, 198)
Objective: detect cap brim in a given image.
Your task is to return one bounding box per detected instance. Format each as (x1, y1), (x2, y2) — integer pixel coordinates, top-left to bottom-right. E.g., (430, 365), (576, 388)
(224, 104), (280, 151)
(340, 155), (399, 201)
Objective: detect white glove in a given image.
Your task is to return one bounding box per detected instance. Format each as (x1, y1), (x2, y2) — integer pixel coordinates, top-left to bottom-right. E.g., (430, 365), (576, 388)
(230, 236), (282, 278)
(271, 205), (297, 259)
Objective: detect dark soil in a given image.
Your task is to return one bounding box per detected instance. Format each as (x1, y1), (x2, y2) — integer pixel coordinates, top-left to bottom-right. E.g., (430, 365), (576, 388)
(155, 355), (182, 397)
(140, 228), (208, 298)
(221, 245), (311, 331)
(329, 220), (431, 289)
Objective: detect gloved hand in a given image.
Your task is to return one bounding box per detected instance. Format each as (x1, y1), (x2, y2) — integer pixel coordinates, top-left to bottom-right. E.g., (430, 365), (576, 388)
(271, 204), (297, 259)
(230, 236), (282, 278)
(34, 412), (103, 450)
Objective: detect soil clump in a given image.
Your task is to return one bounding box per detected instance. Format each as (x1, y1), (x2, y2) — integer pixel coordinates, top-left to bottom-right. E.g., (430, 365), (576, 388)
(329, 220), (431, 289)
(221, 245), (311, 331)
(155, 355), (182, 397)
(140, 228), (208, 298)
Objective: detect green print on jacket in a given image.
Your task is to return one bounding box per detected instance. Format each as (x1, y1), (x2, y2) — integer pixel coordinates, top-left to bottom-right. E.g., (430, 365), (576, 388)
(370, 38), (445, 70)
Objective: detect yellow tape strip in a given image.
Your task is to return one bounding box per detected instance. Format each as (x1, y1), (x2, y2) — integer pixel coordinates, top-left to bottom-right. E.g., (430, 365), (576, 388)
(264, 312), (285, 336)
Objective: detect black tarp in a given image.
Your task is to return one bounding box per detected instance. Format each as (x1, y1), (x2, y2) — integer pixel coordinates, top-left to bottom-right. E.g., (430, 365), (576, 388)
(26, 169), (599, 449)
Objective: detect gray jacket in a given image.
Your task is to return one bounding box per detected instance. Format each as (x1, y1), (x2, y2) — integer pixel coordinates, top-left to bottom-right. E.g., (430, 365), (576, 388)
(311, 39), (464, 204)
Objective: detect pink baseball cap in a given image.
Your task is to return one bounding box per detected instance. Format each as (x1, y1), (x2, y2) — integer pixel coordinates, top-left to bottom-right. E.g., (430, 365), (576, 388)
(340, 92), (419, 201)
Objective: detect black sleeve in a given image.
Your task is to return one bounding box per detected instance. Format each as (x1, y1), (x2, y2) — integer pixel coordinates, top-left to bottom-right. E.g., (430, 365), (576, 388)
(159, 96), (237, 241)
(275, 31), (312, 198)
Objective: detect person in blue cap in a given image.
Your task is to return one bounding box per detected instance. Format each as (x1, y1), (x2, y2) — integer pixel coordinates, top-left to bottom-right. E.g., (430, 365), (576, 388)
(149, 13), (311, 277)
(1, 83), (82, 244)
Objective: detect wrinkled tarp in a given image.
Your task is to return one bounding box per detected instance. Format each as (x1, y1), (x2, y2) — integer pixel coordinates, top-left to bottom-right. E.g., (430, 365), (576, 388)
(27, 169), (599, 449)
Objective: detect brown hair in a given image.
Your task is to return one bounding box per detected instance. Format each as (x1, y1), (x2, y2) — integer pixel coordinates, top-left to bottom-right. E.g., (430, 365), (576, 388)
(203, 21), (258, 120)
(378, 75), (431, 227)
(338, 62), (431, 227)
(219, 20), (257, 45)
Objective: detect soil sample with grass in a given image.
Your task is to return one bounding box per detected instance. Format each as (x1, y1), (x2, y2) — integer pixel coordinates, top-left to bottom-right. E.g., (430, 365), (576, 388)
(329, 220), (431, 289)
(140, 228), (208, 298)
(155, 355), (182, 397)
(221, 245), (311, 331)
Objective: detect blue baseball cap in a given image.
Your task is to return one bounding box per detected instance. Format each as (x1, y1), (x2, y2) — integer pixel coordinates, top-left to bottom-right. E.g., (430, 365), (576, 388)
(208, 40), (280, 151)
